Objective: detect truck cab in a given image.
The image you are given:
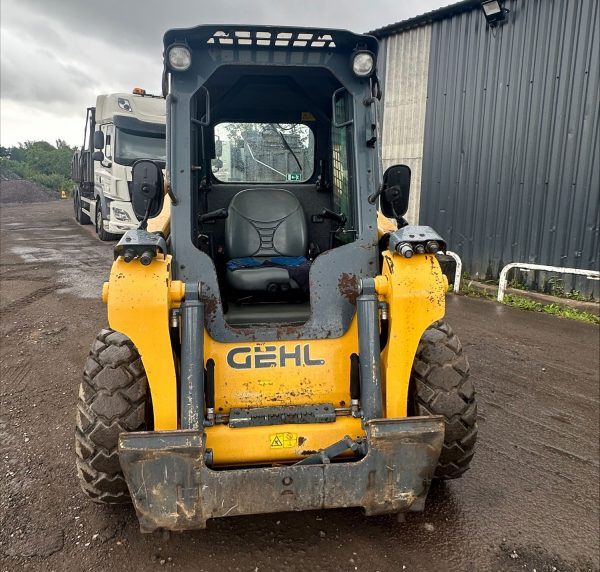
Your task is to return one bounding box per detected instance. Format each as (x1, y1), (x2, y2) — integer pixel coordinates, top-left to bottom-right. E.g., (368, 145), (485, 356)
(71, 90), (166, 240)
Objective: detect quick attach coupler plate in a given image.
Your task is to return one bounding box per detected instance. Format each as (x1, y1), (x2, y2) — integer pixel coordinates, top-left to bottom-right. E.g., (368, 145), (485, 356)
(118, 416), (445, 532)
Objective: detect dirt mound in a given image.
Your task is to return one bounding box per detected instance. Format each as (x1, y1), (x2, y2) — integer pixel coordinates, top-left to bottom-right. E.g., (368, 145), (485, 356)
(0, 167), (60, 204)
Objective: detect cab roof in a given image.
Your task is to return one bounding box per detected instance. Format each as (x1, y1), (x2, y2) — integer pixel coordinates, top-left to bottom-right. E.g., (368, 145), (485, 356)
(163, 25), (378, 56)
(95, 93), (165, 125)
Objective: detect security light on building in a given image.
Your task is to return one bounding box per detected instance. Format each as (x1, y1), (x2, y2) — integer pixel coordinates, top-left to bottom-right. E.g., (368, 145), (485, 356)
(481, 0), (508, 27)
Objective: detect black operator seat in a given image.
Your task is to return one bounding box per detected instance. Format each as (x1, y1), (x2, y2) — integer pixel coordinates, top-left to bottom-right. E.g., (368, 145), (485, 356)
(225, 188), (311, 294)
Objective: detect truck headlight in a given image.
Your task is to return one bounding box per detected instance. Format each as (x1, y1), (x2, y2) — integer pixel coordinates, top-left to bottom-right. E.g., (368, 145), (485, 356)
(113, 208), (131, 222)
(168, 45), (191, 71)
(352, 51), (375, 77)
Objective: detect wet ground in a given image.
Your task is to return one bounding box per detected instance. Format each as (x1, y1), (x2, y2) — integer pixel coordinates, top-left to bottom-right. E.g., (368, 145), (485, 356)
(1, 202), (598, 572)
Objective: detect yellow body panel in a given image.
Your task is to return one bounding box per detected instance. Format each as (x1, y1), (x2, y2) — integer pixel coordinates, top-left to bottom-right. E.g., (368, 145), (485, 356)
(102, 246), (446, 463)
(146, 195), (171, 235)
(204, 320), (358, 412)
(377, 211), (397, 238)
(377, 252), (446, 417)
(103, 254), (183, 430)
(205, 416), (363, 465)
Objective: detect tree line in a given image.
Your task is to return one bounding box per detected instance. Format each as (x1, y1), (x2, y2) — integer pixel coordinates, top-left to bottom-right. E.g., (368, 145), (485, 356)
(0, 140), (76, 193)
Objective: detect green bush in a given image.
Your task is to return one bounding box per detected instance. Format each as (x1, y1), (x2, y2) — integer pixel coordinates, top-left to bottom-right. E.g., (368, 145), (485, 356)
(0, 140), (75, 193)
(503, 294), (599, 324)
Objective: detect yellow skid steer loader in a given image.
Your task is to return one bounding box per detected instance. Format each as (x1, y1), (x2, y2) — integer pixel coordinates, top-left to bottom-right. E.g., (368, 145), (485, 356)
(75, 25), (477, 532)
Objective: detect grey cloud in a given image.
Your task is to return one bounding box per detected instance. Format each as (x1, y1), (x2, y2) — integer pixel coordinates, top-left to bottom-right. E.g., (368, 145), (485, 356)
(1, 0), (445, 145)
(1, 30), (100, 107)
(17, 0), (437, 55)
(4, 3), (69, 50)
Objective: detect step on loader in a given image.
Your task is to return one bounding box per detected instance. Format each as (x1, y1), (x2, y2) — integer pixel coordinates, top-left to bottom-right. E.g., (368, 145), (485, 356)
(75, 25), (477, 532)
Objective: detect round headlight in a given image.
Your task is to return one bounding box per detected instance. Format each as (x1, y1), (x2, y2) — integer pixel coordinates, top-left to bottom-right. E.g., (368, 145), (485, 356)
(168, 45), (191, 71)
(352, 51), (375, 77)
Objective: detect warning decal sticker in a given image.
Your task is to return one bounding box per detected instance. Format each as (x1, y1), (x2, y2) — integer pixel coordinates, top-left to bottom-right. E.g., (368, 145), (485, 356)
(269, 432), (297, 449)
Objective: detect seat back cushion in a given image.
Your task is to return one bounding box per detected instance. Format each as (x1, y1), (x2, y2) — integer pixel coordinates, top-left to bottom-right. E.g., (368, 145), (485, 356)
(225, 188), (308, 258)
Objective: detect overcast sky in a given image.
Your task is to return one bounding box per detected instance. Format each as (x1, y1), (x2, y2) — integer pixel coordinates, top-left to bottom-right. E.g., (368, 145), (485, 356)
(0, 0), (444, 148)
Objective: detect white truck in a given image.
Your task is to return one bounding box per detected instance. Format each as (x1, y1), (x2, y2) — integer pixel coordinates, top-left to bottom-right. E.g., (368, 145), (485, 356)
(71, 90), (166, 240)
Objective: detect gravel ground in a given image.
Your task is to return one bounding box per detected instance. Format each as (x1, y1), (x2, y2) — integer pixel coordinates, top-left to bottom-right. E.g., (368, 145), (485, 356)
(0, 170), (59, 204)
(1, 202), (598, 572)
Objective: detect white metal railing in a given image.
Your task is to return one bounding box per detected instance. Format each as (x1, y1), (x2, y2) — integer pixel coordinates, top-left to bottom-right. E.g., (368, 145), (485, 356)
(497, 262), (600, 303)
(445, 251), (462, 294)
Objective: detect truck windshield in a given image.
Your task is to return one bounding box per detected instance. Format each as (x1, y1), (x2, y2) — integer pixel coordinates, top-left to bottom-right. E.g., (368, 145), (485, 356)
(212, 122), (315, 183)
(115, 128), (166, 165)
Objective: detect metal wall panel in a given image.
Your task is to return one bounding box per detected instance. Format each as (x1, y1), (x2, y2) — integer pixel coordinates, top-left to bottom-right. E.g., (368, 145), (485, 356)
(420, 0), (599, 295)
(379, 25), (432, 224)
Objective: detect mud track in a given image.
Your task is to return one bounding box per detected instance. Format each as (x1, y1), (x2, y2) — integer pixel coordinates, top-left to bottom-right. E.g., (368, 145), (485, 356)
(1, 202), (598, 571)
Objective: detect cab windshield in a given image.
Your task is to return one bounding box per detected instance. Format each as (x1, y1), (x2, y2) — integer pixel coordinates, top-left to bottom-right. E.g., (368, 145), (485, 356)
(212, 122), (315, 183)
(115, 128), (166, 165)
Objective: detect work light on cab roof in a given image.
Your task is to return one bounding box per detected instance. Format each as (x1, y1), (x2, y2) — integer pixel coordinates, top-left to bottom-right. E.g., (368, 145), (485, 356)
(167, 45), (192, 71)
(352, 51), (376, 77)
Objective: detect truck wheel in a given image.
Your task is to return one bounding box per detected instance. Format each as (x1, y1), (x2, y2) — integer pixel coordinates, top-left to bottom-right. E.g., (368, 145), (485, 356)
(95, 200), (119, 241)
(74, 192), (91, 225)
(75, 329), (148, 503)
(409, 320), (477, 479)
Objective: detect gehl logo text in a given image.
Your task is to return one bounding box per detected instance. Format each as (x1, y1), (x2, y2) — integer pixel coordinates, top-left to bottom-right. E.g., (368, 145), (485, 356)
(227, 344), (325, 369)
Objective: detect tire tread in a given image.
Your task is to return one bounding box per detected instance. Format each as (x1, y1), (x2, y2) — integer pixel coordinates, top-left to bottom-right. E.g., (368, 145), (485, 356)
(75, 329), (147, 504)
(411, 320), (477, 479)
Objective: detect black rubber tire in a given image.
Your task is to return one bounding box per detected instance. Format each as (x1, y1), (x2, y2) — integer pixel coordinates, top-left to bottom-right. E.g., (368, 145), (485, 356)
(410, 320), (477, 479)
(75, 329), (148, 504)
(74, 191), (91, 225)
(95, 200), (119, 241)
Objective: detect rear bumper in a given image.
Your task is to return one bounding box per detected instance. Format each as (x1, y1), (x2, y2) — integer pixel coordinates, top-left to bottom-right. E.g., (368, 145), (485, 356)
(118, 416), (444, 532)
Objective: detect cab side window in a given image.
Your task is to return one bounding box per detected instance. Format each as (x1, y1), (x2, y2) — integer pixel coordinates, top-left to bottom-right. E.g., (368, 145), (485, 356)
(103, 124), (113, 160)
(331, 93), (356, 244)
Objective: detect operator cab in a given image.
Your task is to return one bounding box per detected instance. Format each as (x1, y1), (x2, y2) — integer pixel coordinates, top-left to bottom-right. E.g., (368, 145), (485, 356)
(127, 27), (410, 340)
(192, 62), (359, 326)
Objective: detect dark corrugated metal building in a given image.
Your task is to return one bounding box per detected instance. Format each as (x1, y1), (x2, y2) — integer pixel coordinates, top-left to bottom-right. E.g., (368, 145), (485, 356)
(373, 0), (599, 296)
